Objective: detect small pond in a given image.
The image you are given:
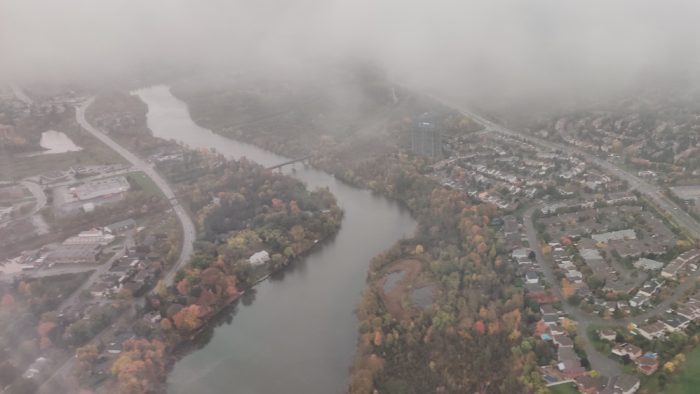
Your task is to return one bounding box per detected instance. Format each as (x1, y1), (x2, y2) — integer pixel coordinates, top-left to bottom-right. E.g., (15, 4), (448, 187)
(383, 271), (406, 292)
(410, 286), (434, 308)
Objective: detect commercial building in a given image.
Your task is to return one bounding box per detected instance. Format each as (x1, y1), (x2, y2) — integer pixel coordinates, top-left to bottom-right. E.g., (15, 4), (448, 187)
(70, 176), (130, 201)
(411, 113), (443, 159)
(63, 229), (115, 246)
(46, 244), (102, 265)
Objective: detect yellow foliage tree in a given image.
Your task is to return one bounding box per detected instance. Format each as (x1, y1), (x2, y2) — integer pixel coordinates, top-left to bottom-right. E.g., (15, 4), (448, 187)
(561, 318), (576, 334)
(541, 243), (552, 255)
(663, 361), (675, 373)
(415, 244), (424, 255)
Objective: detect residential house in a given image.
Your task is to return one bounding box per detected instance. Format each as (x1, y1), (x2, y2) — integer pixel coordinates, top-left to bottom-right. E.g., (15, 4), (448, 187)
(557, 347), (586, 379)
(633, 258), (664, 271)
(629, 293), (650, 308)
(599, 329), (617, 342)
(662, 314), (690, 332)
(540, 304), (558, 316)
(512, 247), (530, 260)
(525, 271), (539, 284)
(612, 343), (642, 360)
(635, 353), (659, 376)
(638, 279), (663, 297)
(676, 303), (700, 321)
(566, 270), (584, 282)
(613, 374), (640, 394)
(576, 374), (608, 394)
(662, 249), (700, 279)
(637, 321), (667, 340)
(592, 229), (636, 243)
(553, 334), (574, 348)
(543, 315), (559, 327)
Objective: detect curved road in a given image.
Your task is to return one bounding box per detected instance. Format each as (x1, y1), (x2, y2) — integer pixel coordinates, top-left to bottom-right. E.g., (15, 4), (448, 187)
(524, 203), (700, 375)
(38, 100), (197, 393)
(75, 99), (195, 284)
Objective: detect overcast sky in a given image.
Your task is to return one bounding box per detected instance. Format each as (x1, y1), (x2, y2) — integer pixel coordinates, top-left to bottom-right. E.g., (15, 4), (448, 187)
(2, 0), (700, 106)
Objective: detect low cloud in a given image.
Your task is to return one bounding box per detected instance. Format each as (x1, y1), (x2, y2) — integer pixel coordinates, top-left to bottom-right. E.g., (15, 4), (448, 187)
(2, 0), (700, 108)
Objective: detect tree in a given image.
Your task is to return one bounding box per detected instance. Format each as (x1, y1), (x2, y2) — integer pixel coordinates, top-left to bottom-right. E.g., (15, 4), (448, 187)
(75, 344), (99, 377)
(663, 361), (675, 373)
(415, 244), (425, 255)
(111, 339), (166, 394)
(561, 279), (575, 298)
(1, 294), (15, 309)
(172, 304), (203, 333)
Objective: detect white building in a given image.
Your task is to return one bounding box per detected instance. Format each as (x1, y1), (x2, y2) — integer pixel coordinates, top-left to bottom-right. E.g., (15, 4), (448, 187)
(249, 251), (271, 266)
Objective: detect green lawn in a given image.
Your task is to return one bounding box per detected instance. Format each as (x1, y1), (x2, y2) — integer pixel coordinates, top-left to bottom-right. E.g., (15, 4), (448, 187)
(665, 345), (700, 394)
(127, 171), (162, 196)
(549, 382), (580, 394)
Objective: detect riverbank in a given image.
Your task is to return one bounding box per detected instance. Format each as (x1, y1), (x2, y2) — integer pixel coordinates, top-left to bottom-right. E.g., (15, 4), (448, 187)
(105, 152), (343, 392)
(165, 221), (340, 363)
(131, 85), (417, 394)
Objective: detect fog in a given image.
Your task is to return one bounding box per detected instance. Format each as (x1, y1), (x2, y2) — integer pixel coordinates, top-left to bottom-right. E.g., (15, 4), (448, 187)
(3, 0), (700, 109)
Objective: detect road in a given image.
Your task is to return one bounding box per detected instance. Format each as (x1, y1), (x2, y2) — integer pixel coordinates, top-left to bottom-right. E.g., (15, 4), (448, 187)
(522, 206), (623, 376)
(523, 202), (700, 375)
(437, 97), (700, 240)
(37, 100), (197, 393)
(0, 180), (47, 228)
(75, 98), (195, 285)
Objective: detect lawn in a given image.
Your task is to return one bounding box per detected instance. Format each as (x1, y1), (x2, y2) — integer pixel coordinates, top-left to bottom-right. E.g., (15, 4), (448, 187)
(664, 344), (700, 394)
(549, 382), (580, 394)
(127, 171), (162, 196)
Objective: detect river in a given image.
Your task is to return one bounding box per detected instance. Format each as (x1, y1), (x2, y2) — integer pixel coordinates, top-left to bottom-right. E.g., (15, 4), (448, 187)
(133, 86), (417, 394)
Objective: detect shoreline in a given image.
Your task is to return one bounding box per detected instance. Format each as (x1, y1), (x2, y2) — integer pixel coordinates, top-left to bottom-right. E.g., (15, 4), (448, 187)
(162, 221), (341, 385)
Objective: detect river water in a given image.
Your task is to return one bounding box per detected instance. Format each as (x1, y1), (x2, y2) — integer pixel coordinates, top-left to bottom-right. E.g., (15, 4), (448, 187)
(133, 86), (416, 394)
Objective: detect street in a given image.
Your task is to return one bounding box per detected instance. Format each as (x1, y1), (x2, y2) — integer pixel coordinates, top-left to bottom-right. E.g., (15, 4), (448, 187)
(75, 99), (195, 285)
(36, 99), (198, 392)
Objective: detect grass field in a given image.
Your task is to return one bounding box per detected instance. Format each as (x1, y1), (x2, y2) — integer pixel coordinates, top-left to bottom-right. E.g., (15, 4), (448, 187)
(549, 382), (580, 394)
(127, 171), (162, 196)
(664, 345), (700, 394)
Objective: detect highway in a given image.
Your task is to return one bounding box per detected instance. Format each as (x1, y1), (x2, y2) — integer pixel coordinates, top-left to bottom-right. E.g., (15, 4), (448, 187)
(438, 97), (700, 240)
(75, 99), (195, 285)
